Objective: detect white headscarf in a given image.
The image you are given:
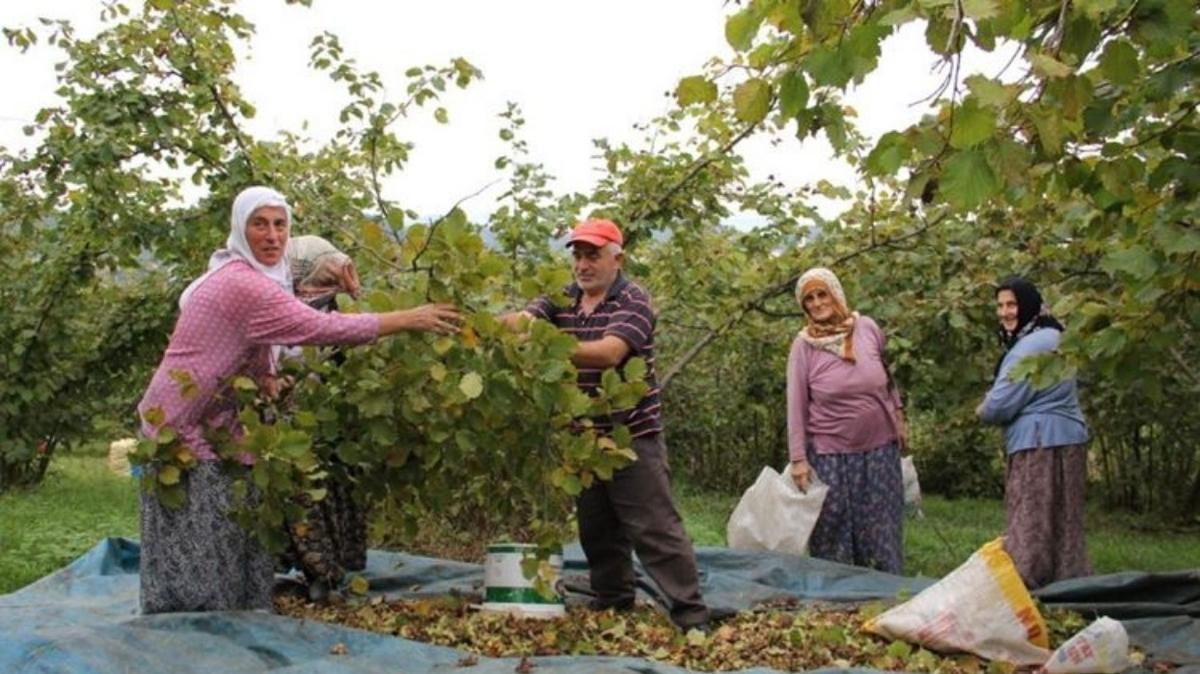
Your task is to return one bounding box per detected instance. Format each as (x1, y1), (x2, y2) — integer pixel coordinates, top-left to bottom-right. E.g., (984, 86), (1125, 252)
(179, 186), (294, 309)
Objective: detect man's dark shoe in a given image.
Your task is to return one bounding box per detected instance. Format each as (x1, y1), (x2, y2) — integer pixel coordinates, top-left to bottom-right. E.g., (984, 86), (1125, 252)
(587, 596), (635, 612)
(676, 607), (734, 635)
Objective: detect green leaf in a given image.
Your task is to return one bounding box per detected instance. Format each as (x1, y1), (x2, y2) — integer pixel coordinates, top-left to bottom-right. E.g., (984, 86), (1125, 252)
(675, 76), (718, 106)
(985, 137), (1031, 183)
(433, 337), (455, 355)
(459, 372), (484, 400)
(1099, 39), (1139, 86)
(1089, 326), (1128, 358)
(277, 431), (311, 459)
(940, 150), (1000, 209)
(349, 575), (369, 595)
(1028, 52), (1073, 78)
(865, 131), (912, 175)
(430, 363), (447, 382)
(725, 8), (763, 51)
(1156, 224), (1200, 255)
(538, 359), (568, 383)
(560, 474), (582, 496)
(143, 406), (166, 428)
(804, 46), (851, 87)
(965, 74), (1015, 108)
(434, 107), (448, 124)
(624, 357), (648, 383)
(880, 5), (918, 25)
(1027, 105), (1065, 155)
(733, 78), (772, 124)
(600, 368), (622, 398)
(158, 465), (181, 486)
(950, 99), (997, 149)
(1100, 246), (1157, 280)
(1077, 0), (1119, 16)
(962, 0), (999, 20)
(777, 70), (809, 119)
(231, 375), (257, 392)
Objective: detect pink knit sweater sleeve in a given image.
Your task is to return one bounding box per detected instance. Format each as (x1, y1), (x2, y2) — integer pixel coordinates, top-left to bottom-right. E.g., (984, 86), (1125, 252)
(786, 335), (810, 463)
(234, 267), (379, 346)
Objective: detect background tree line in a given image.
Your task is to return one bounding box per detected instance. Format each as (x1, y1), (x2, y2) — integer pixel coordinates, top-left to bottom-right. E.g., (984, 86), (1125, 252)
(1, 0), (1195, 527)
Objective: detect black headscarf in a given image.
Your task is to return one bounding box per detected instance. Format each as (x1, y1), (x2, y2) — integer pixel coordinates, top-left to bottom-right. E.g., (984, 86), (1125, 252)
(994, 276), (1065, 375)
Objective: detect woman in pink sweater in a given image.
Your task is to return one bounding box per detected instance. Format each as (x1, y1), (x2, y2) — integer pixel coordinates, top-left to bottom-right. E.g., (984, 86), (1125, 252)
(786, 267), (907, 573)
(137, 186), (459, 614)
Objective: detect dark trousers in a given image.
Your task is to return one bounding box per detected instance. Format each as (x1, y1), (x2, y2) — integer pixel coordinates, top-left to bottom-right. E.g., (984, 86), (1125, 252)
(577, 433), (709, 628)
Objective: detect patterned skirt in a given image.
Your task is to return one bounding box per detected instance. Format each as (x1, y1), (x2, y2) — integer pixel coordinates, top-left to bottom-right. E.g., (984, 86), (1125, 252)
(279, 476), (368, 587)
(139, 461), (274, 614)
(806, 441), (905, 574)
(1005, 443), (1092, 589)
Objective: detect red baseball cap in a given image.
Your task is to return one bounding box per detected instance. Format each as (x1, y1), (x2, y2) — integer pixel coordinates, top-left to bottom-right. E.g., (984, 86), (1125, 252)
(567, 218), (623, 248)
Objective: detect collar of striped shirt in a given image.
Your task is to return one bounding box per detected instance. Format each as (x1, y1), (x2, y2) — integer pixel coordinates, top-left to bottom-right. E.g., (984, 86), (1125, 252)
(565, 272), (630, 305)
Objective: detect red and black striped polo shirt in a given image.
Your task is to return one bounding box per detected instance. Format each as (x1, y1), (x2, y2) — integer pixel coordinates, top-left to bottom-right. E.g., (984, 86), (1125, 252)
(525, 274), (663, 438)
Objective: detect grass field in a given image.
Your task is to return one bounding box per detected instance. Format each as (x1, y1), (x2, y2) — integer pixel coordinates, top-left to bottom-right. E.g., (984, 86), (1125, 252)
(0, 454), (139, 594)
(675, 483), (1200, 578)
(1, 454), (1196, 594)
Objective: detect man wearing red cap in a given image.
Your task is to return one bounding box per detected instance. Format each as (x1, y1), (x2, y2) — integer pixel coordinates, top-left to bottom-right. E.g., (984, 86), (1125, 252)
(503, 218), (710, 632)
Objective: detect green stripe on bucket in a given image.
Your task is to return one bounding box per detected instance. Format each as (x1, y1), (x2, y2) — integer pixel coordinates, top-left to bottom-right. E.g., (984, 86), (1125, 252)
(485, 587), (564, 605)
(486, 544), (563, 554)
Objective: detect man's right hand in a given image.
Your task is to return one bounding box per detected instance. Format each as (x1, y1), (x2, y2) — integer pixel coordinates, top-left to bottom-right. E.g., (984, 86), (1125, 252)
(789, 460), (810, 492)
(498, 310), (536, 333)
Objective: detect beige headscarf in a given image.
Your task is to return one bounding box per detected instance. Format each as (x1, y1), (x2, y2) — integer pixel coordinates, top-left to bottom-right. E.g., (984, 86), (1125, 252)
(286, 235), (356, 305)
(795, 267), (858, 362)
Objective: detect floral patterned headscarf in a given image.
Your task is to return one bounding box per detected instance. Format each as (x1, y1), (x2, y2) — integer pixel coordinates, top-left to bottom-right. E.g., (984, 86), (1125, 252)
(795, 267), (858, 362)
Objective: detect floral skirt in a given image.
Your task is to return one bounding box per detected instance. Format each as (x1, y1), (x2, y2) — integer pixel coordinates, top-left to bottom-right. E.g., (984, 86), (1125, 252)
(806, 442), (905, 574)
(279, 475), (368, 587)
(1005, 443), (1092, 589)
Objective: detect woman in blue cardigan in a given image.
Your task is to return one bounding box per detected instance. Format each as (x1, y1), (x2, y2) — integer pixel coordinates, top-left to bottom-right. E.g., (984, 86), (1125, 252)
(978, 277), (1092, 589)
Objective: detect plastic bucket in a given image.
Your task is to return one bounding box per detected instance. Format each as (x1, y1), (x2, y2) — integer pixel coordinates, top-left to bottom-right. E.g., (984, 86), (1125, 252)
(480, 543), (565, 619)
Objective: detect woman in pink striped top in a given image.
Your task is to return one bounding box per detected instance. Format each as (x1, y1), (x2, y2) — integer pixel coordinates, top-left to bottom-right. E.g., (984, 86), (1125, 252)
(137, 186), (459, 614)
(786, 267), (907, 573)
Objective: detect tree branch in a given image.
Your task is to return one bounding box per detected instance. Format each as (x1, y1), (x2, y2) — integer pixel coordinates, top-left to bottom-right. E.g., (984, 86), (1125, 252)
(409, 179), (501, 272)
(1169, 347), (1200, 391)
(628, 119), (762, 225)
(367, 129), (393, 228)
(660, 212), (948, 389)
(169, 9), (259, 180)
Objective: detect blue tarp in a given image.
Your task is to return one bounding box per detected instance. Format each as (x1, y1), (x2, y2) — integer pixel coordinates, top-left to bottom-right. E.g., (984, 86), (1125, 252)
(1, 538), (1196, 673)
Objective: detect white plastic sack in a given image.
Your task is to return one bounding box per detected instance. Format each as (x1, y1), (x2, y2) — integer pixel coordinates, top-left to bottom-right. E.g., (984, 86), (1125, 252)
(902, 456), (922, 508)
(726, 465), (828, 556)
(1042, 617), (1136, 674)
(865, 538), (1052, 666)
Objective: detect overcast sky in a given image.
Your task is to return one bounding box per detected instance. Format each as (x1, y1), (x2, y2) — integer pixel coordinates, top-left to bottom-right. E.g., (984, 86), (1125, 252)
(1, 1), (1016, 223)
